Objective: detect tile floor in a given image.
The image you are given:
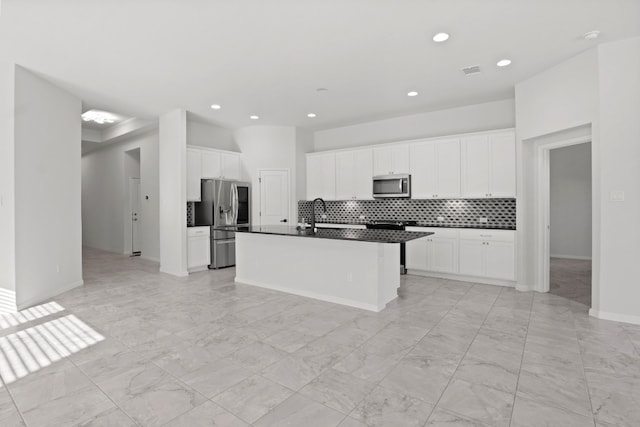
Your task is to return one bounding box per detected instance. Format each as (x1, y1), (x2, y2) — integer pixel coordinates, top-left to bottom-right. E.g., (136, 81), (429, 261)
(549, 258), (592, 306)
(0, 247), (639, 426)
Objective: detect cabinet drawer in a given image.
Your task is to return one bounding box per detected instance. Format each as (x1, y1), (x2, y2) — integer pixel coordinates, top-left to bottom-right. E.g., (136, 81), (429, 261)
(406, 227), (458, 239)
(187, 226), (210, 238)
(458, 229), (514, 242)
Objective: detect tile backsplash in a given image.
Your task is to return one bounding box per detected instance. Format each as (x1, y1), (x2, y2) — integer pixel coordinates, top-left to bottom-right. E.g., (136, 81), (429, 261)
(187, 202), (194, 226)
(298, 198), (516, 229)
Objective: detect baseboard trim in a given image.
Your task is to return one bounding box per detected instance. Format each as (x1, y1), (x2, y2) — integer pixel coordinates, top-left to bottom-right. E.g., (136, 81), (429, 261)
(406, 270), (516, 288)
(589, 308), (640, 326)
(551, 255), (592, 261)
(159, 268), (189, 277)
(17, 279), (84, 311)
(235, 276), (383, 312)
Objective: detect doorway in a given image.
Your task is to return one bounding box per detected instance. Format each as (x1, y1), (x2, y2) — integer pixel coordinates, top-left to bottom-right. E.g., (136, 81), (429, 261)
(258, 169), (290, 226)
(124, 148), (141, 256)
(548, 143), (592, 306)
(535, 136), (592, 307)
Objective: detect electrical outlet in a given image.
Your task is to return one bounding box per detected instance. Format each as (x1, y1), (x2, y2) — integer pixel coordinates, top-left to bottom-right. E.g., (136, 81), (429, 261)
(478, 217), (488, 223)
(610, 190), (625, 202)
(436, 216), (445, 221)
(347, 272), (353, 282)
(359, 215), (365, 220)
(321, 214), (327, 219)
(56, 264), (60, 273)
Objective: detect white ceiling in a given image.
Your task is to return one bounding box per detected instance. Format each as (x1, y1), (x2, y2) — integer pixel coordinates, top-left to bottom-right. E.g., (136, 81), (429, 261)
(1, 0), (638, 131)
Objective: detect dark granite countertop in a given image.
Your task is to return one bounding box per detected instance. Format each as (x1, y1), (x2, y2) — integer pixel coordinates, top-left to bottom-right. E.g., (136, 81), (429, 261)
(234, 225), (433, 243)
(314, 221), (515, 231)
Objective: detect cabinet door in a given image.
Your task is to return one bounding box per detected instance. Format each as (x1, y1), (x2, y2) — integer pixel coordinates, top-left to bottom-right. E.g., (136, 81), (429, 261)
(428, 237), (458, 274)
(489, 132), (516, 197)
(461, 135), (490, 198)
(221, 153), (240, 180)
(406, 238), (429, 270)
(373, 147), (393, 176)
(335, 151), (356, 200)
(458, 239), (484, 277)
(410, 142), (437, 198)
(353, 149), (373, 199)
(187, 236), (210, 269)
(391, 145), (410, 174)
(435, 139), (461, 198)
(201, 151), (221, 178)
(186, 149), (202, 202)
(484, 241), (515, 280)
(307, 153), (336, 200)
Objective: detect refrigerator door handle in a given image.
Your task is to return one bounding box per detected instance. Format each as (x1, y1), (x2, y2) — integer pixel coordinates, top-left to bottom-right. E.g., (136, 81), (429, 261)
(231, 183), (239, 224)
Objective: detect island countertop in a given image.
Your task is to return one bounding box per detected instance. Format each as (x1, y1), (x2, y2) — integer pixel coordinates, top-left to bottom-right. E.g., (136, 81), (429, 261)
(232, 225), (433, 244)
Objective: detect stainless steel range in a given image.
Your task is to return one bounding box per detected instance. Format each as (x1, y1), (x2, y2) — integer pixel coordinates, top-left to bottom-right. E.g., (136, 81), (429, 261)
(365, 220), (418, 274)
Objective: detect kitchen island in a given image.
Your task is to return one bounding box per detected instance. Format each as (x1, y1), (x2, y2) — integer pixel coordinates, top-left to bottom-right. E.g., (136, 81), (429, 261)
(234, 225), (433, 312)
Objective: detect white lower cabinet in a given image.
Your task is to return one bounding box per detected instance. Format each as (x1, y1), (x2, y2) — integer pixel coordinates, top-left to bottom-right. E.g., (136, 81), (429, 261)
(458, 229), (515, 280)
(407, 227), (515, 283)
(187, 227), (210, 271)
(405, 228), (458, 274)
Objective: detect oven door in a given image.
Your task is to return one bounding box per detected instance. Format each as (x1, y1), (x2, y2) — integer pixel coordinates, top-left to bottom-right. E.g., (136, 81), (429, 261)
(373, 174), (410, 198)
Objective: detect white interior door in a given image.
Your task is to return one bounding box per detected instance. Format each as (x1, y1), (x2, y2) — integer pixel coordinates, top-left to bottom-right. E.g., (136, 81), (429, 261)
(129, 178), (141, 254)
(259, 169), (290, 226)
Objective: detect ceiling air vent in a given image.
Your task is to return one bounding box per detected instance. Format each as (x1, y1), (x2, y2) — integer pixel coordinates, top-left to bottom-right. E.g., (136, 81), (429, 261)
(461, 65), (481, 76)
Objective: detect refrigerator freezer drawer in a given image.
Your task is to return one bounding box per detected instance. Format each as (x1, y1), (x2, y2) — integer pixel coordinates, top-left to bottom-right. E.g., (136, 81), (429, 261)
(211, 238), (236, 269)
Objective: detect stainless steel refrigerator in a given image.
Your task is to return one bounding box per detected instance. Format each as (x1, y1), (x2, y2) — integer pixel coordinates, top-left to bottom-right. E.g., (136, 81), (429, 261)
(193, 179), (250, 269)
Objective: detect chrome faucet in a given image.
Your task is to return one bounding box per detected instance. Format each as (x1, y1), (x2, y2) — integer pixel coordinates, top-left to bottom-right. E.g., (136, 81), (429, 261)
(310, 198), (326, 232)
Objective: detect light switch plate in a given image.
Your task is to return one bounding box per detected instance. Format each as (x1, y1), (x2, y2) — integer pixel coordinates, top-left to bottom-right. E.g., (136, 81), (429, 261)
(610, 190), (625, 202)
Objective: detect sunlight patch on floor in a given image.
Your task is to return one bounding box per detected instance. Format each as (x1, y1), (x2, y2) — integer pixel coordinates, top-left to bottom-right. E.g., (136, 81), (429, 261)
(0, 301), (66, 330)
(0, 314), (104, 384)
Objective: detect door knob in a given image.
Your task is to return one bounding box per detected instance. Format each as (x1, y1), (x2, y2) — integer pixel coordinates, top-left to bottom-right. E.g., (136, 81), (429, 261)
(280, 219), (288, 223)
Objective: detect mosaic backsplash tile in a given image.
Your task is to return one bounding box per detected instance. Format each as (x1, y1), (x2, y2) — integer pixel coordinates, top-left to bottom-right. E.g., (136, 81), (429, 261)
(187, 202), (194, 226)
(298, 198), (516, 230)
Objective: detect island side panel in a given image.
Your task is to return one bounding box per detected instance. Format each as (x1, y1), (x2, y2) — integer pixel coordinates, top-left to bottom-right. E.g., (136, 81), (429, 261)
(235, 232), (400, 312)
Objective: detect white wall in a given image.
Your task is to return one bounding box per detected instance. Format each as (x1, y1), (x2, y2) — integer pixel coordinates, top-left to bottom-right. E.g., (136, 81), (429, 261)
(187, 116), (238, 152)
(295, 128), (314, 201)
(516, 50), (598, 141)
(0, 62), (16, 311)
(596, 37), (640, 323)
(515, 50), (598, 296)
(550, 143), (592, 259)
(313, 99), (515, 151)
(516, 36), (640, 324)
(233, 126), (297, 225)
(81, 129), (160, 261)
(159, 109), (188, 276)
(13, 66), (83, 308)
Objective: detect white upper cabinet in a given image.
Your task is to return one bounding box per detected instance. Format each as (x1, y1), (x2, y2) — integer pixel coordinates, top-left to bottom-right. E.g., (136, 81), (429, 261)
(461, 131), (515, 198)
(201, 151), (221, 178)
(373, 145), (410, 176)
(336, 149), (373, 200)
(307, 152), (336, 200)
(410, 138), (460, 199)
(221, 152), (241, 180)
(488, 132), (516, 197)
(186, 149), (202, 202)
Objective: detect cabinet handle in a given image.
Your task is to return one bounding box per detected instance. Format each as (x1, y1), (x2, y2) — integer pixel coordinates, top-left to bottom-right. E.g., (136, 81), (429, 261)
(480, 234), (492, 238)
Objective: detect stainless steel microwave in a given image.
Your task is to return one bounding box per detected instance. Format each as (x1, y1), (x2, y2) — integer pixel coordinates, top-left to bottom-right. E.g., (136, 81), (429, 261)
(373, 174), (411, 198)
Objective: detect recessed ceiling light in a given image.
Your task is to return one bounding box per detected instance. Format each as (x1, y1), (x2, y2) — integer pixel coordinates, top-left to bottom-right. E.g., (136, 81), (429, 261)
(432, 32), (449, 43)
(250, 115), (259, 120)
(496, 59), (512, 67)
(407, 91), (419, 97)
(316, 88), (328, 92)
(81, 110), (118, 124)
(210, 104), (221, 110)
(307, 113), (317, 118)
(583, 30), (601, 40)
